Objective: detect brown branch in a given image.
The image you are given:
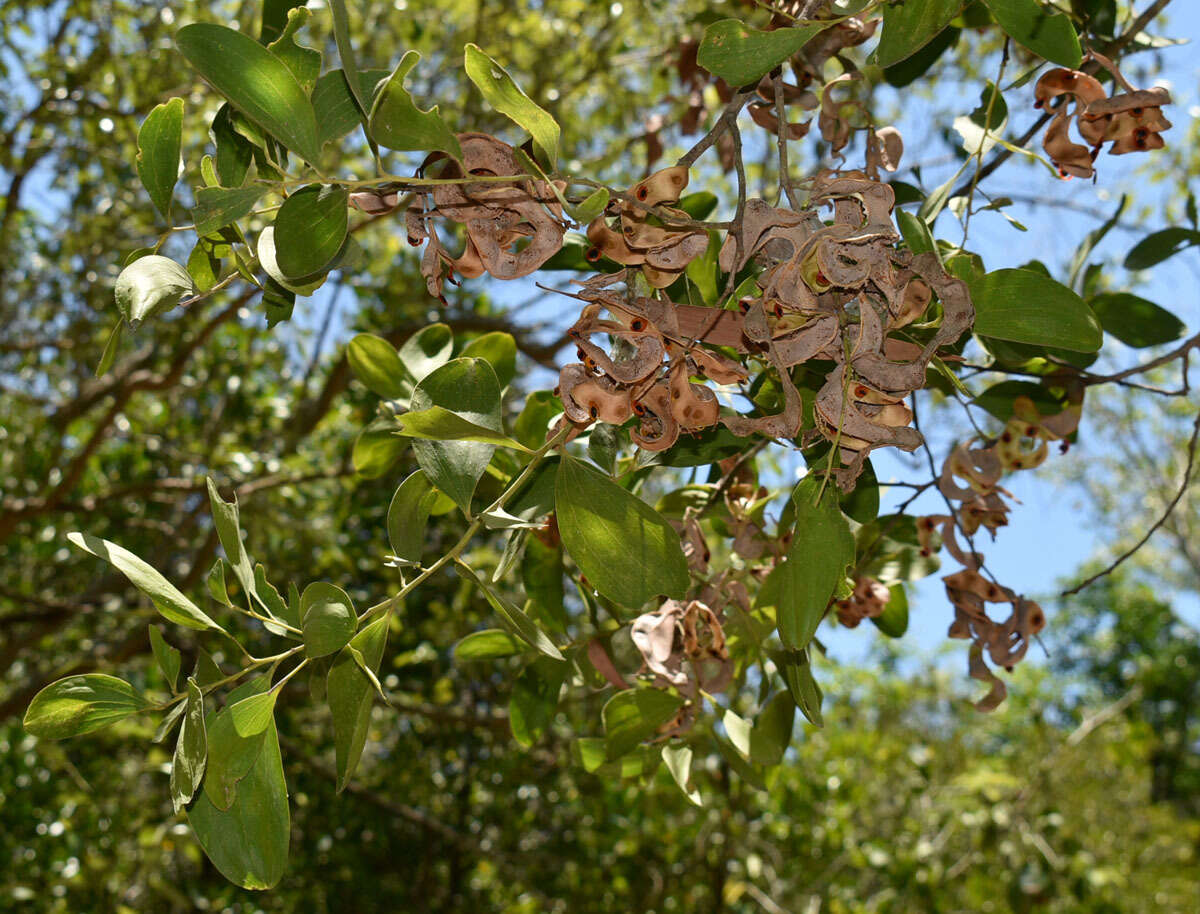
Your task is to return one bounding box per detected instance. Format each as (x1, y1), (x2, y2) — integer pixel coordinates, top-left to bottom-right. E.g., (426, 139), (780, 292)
(1061, 406), (1200, 596)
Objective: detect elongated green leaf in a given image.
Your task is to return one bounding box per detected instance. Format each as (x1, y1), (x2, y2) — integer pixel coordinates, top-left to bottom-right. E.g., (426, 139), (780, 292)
(969, 269), (1102, 352)
(170, 679), (207, 812)
(758, 477), (854, 650)
(203, 677), (271, 810)
(874, 0), (963, 68)
(458, 564), (564, 660)
(1124, 227), (1200, 270)
(1089, 292), (1185, 348)
(176, 23), (321, 163)
(327, 616), (389, 791)
(972, 380), (1064, 421)
(149, 625), (181, 692)
(750, 692), (795, 767)
(983, 0), (1082, 67)
(68, 532), (221, 631)
(773, 648), (823, 728)
(24, 674), (150, 740)
(661, 743), (702, 805)
(399, 322), (454, 382)
(301, 582), (357, 658)
(265, 6), (320, 92)
(229, 689), (278, 738)
(454, 628), (528, 661)
(522, 535), (567, 634)
(410, 358), (503, 513)
(464, 44), (558, 166)
(347, 333), (408, 399)
(273, 184), (349, 280)
(386, 470), (439, 564)
(95, 320), (125, 378)
(397, 406), (531, 451)
(328, 0), (367, 111)
(896, 209), (935, 255)
(459, 332), (517, 389)
(114, 255), (195, 327)
(871, 584), (910, 638)
(188, 711), (289, 890)
(555, 455), (689, 610)
(509, 656), (569, 748)
(884, 24), (960, 87)
(312, 67), (391, 145)
(368, 50), (462, 157)
(192, 185), (265, 237)
(352, 417), (409, 478)
(697, 19), (830, 88)
(603, 688), (684, 759)
(136, 97), (183, 219)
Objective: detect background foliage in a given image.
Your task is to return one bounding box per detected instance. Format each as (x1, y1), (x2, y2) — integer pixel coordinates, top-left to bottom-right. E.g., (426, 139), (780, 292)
(1, 0), (1198, 910)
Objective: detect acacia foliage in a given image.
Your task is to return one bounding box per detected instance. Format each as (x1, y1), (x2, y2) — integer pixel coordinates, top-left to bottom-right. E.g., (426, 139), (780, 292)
(3, 0), (1198, 901)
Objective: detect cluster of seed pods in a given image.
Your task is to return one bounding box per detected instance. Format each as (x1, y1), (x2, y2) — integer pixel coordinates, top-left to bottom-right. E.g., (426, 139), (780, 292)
(917, 396), (1081, 708)
(1034, 52), (1172, 179)
(558, 167), (974, 491)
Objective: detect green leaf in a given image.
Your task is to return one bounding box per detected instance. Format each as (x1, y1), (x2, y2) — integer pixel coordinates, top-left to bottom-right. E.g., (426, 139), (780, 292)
(459, 332), (518, 389)
(1124, 227), (1200, 270)
(567, 187), (610, 225)
(1089, 293), (1185, 348)
(265, 6), (320, 93)
(23, 674), (150, 740)
(149, 625), (182, 692)
(661, 743), (702, 805)
(969, 268), (1102, 352)
(758, 477), (854, 650)
(678, 191), (718, 221)
(202, 677), (271, 810)
(136, 97), (183, 219)
(352, 417), (409, 478)
(397, 406), (531, 451)
(399, 323), (454, 382)
(983, 0), (1082, 67)
(205, 478), (269, 620)
(724, 708), (753, 759)
(257, 226), (326, 296)
(884, 24), (960, 87)
(327, 616), (389, 791)
(170, 679), (207, 812)
(368, 50), (462, 158)
(212, 104), (253, 187)
(522, 536), (567, 634)
(328, 0), (368, 112)
(176, 22), (321, 163)
(192, 185), (265, 237)
(273, 184), (349, 280)
(603, 688), (684, 759)
(312, 68), (391, 146)
(870, 584), (910, 638)
(347, 333), (409, 400)
(229, 689), (278, 738)
(301, 582), (357, 658)
(207, 558), (231, 605)
(410, 358), (503, 514)
(95, 320), (125, 378)
(68, 532), (222, 632)
(509, 657), (569, 748)
(555, 456), (689, 610)
(697, 19), (831, 88)
(750, 692), (795, 767)
(514, 390), (564, 450)
(953, 81), (1008, 155)
(896, 209), (935, 255)
(114, 255), (195, 327)
(773, 648), (823, 728)
(587, 423), (621, 476)
(971, 380), (1064, 422)
(457, 564), (564, 660)
(874, 0), (963, 68)
(463, 44), (559, 167)
(839, 459), (879, 525)
(188, 710), (289, 890)
(386, 470), (440, 565)
(455, 628), (528, 661)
